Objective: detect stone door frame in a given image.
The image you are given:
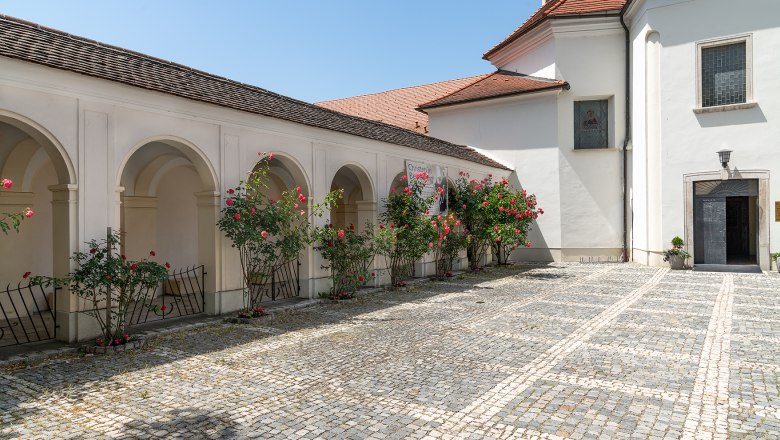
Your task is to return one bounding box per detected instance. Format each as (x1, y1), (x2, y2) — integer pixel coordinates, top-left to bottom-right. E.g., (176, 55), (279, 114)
(684, 169), (770, 271)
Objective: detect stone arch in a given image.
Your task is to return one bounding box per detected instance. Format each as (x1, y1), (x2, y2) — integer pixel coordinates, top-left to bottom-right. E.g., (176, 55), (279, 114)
(0, 109), (76, 186)
(264, 152), (311, 202)
(329, 162), (376, 230)
(118, 136), (219, 293)
(0, 111), (77, 341)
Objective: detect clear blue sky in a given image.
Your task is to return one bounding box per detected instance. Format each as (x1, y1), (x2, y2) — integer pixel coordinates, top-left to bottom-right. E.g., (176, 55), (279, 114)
(1, 1), (539, 103)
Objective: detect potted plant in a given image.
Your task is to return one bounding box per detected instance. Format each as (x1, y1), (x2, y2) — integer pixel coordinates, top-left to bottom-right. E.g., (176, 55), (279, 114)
(771, 252), (780, 272)
(663, 236), (690, 270)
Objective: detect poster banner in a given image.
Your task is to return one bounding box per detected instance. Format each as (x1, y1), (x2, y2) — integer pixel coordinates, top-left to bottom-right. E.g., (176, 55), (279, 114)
(405, 160), (448, 216)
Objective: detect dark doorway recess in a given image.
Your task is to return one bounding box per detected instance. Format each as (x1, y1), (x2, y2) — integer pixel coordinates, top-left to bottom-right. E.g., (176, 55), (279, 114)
(726, 197), (755, 264)
(693, 179), (758, 267)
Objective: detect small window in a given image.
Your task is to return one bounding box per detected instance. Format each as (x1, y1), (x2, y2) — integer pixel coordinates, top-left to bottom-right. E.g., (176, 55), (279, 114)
(697, 35), (752, 109)
(574, 100), (608, 149)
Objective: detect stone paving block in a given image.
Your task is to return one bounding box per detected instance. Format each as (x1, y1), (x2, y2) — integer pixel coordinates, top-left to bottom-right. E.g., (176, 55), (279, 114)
(0, 263), (778, 439)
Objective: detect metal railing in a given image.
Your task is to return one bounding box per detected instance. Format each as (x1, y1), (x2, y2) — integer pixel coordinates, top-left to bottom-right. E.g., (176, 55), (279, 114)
(249, 259), (300, 306)
(128, 265), (206, 326)
(0, 282), (57, 347)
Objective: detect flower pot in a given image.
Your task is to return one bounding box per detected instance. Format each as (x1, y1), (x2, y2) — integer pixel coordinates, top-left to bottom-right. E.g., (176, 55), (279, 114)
(668, 254), (686, 270)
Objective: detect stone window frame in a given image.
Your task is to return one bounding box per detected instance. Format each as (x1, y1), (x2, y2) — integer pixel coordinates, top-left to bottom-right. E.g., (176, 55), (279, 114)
(573, 98), (613, 150)
(694, 34), (755, 114)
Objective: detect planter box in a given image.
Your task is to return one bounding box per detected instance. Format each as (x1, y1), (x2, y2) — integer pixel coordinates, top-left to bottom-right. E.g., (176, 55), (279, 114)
(668, 254), (686, 270)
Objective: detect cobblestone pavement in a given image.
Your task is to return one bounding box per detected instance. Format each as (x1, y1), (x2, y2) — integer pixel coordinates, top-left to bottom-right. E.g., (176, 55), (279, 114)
(1, 264), (779, 439)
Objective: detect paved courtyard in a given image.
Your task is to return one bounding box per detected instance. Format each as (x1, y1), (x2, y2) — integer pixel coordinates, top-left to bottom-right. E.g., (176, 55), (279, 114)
(1, 264), (779, 439)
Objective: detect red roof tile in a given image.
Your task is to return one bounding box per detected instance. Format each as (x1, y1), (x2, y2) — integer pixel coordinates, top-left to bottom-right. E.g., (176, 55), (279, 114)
(418, 71), (568, 110)
(484, 0), (627, 60)
(316, 75), (489, 134)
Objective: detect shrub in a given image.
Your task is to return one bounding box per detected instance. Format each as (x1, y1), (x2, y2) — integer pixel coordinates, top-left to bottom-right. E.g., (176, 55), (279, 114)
(484, 178), (543, 264)
(31, 232), (170, 342)
(218, 152), (340, 308)
(448, 172), (492, 270)
(313, 223), (377, 298)
(377, 172), (436, 286)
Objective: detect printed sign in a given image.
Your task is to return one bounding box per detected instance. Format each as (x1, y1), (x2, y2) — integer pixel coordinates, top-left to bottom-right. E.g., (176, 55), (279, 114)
(405, 160), (448, 216)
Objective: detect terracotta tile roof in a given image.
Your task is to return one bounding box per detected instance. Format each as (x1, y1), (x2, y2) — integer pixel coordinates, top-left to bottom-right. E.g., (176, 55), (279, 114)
(418, 70), (568, 110)
(484, 0), (627, 60)
(316, 75), (488, 134)
(0, 15), (509, 170)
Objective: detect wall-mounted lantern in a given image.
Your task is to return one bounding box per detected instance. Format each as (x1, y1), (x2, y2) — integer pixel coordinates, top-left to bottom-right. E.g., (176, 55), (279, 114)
(717, 149), (732, 169)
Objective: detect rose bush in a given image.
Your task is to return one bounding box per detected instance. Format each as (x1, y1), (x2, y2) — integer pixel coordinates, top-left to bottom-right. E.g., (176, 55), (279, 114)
(448, 172), (493, 270)
(313, 223), (377, 299)
(484, 178), (543, 264)
(31, 232), (170, 343)
(376, 172), (436, 286)
(0, 178), (34, 234)
(218, 152), (340, 308)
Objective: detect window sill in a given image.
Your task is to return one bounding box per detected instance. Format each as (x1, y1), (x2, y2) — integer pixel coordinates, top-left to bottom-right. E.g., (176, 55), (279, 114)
(572, 147), (616, 152)
(693, 102), (757, 114)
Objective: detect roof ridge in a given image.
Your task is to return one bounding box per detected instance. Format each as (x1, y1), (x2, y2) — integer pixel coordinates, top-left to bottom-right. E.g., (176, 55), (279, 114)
(315, 74), (489, 105)
(483, 0), (625, 60)
(0, 14), (510, 170)
(417, 71), (500, 109)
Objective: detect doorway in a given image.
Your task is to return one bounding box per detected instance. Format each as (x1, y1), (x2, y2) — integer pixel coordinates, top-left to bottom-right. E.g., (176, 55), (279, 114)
(693, 179), (758, 266)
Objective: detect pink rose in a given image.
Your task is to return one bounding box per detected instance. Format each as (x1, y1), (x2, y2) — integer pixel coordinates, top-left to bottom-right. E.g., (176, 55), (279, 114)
(234, 213), (241, 220)
(226, 198), (234, 206)
(261, 231), (268, 238)
(337, 230), (345, 238)
(25, 208), (34, 218)
(1, 179), (11, 189)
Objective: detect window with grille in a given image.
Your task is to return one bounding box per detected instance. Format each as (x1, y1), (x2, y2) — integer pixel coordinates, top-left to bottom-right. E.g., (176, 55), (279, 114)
(574, 100), (608, 149)
(697, 35), (752, 109)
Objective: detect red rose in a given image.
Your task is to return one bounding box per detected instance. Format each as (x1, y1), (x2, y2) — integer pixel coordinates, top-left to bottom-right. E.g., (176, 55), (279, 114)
(165, 262), (171, 269)
(358, 276), (364, 282)
(149, 250), (156, 257)
(130, 263), (137, 271)
(22, 271), (31, 279)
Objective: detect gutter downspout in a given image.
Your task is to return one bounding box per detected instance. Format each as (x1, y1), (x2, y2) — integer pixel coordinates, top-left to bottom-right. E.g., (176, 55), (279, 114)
(620, 5), (632, 263)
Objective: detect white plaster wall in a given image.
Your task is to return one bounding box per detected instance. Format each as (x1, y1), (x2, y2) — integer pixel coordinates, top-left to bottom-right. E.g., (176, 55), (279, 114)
(0, 55), (506, 338)
(428, 93), (563, 260)
(497, 36), (558, 79)
(554, 21), (626, 258)
(156, 165), (200, 268)
(430, 18), (627, 261)
(628, 0), (780, 265)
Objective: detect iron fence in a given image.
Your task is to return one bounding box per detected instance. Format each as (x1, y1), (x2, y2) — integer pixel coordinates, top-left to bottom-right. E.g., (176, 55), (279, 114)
(128, 265), (206, 326)
(249, 259), (300, 306)
(0, 282), (57, 347)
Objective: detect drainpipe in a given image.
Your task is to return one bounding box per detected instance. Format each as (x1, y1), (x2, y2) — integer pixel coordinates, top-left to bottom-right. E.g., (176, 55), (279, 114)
(620, 4), (633, 263)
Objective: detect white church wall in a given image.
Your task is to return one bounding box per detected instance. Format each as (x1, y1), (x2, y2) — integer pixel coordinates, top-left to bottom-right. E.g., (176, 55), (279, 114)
(628, 0), (780, 267)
